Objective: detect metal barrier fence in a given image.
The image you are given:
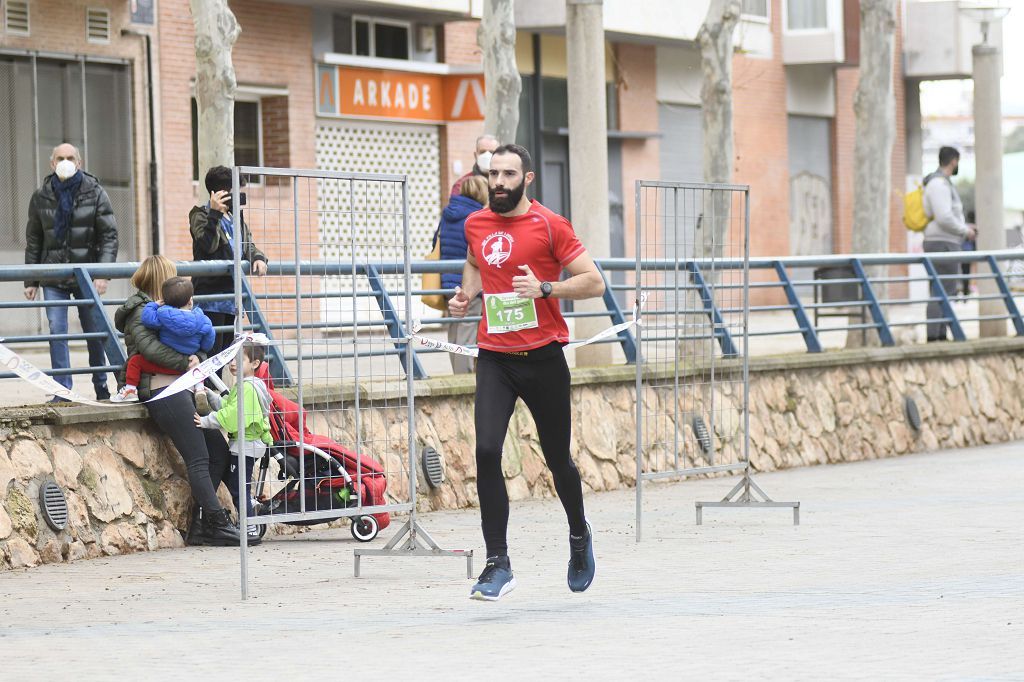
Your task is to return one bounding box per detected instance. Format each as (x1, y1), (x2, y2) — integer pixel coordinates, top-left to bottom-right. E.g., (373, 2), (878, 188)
(230, 166), (470, 598)
(634, 181), (798, 540)
(2, 251), (1023, 389)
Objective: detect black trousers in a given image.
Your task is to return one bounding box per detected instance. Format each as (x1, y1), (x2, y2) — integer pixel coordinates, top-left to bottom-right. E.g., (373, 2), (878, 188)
(146, 389), (230, 513)
(923, 241), (962, 340)
(474, 343), (587, 557)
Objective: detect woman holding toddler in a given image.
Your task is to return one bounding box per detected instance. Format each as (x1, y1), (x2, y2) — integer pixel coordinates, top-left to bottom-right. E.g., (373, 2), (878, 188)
(114, 255), (240, 546)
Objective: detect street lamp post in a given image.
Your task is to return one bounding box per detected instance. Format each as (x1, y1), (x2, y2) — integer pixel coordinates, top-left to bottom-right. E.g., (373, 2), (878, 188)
(961, 2), (1010, 337)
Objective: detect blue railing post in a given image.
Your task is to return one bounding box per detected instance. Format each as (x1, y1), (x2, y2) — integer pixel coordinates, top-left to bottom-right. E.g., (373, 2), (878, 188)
(986, 255), (1024, 336)
(238, 273), (293, 385)
(920, 256), (966, 342)
(365, 263), (428, 380)
(772, 261), (822, 353)
(850, 259), (896, 346)
(73, 267), (127, 366)
(687, 262), (738, 358)
(594, 262), (637, 363)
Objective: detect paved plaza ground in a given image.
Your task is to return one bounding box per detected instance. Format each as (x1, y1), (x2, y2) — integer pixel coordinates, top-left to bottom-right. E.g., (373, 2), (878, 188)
(0, 441), (1022, 679)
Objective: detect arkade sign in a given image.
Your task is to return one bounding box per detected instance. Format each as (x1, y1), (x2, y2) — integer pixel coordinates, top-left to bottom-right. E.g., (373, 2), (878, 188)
(316, 64), (485, 123)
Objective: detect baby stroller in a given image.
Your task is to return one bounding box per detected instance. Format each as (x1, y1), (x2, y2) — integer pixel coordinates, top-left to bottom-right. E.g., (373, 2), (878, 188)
(250, 364), (390, 542)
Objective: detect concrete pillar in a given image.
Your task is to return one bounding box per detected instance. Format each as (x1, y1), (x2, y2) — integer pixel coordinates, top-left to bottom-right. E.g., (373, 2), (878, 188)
(905, 78), (923, 179)
(972, 44), (1006, 337)
(566, 0), (612, 366)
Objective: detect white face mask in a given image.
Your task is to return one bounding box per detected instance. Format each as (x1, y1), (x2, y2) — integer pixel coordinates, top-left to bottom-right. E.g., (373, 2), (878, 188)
(476, 151), (493, 172)
(55, 159), (78, 181)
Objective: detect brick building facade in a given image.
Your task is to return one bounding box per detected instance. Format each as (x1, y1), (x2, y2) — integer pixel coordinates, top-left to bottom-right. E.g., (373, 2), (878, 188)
(2, 0), (923, 315)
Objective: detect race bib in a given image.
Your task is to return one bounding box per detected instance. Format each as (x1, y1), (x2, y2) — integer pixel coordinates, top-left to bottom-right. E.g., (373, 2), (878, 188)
(484, 292), (539, 334)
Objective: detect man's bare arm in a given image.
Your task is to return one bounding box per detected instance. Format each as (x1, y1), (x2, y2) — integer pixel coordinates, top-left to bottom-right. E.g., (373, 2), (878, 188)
(459, 250), (482, 300)
(553, 252), (605, 300)
(449, 250), (481, 318)
(511, 251), (605, 300)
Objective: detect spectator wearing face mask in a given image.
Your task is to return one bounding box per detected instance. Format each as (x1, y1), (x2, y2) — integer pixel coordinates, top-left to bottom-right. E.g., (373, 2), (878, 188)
(24, 143), (119, 402)
(451, 134), (498, 197)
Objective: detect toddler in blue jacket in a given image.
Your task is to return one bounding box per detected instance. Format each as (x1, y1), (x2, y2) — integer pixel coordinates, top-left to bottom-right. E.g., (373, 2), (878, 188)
(112, 276), (215, 402)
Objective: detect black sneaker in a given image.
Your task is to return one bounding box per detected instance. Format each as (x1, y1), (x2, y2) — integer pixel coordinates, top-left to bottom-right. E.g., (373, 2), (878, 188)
(95, 387), (111, 401)
(567, 523), (595, 593)
(469, 555), (516, 601)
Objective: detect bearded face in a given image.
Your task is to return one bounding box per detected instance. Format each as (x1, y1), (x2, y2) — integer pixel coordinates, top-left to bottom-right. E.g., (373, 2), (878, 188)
(488, 175), (526, 214)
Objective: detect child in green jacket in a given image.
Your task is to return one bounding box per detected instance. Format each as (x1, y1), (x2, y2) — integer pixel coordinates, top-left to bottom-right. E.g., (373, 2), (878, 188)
(194, 343), (272, 544)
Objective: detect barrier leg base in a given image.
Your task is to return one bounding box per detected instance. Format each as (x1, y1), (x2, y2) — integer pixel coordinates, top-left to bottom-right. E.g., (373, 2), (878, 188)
(696, 474), (800, 526)
(353, 518), (473, 578)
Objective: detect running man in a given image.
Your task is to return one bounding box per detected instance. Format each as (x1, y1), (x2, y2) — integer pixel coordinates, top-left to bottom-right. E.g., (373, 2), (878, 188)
(449, 143), (606, 601)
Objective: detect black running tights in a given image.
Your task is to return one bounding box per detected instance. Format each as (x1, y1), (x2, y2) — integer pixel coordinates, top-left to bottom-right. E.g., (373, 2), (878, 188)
(474, 345), (587, 557)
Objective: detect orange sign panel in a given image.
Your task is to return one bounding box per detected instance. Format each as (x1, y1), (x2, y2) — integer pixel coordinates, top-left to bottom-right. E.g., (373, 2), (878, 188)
(443, 75), (486, 121)
(317, 64), (485, 123)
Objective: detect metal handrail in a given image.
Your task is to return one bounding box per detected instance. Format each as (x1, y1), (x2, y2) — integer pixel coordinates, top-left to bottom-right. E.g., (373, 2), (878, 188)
(1, 249), (1022, 385)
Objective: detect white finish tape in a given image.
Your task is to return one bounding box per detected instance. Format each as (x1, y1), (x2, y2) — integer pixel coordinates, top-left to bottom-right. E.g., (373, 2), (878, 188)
(408, 293), (646, 358)
(0, 332), (272, 406)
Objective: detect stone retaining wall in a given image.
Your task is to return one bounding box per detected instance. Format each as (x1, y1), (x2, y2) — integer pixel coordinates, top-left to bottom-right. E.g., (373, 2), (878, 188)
(2, 339), (1022, 570)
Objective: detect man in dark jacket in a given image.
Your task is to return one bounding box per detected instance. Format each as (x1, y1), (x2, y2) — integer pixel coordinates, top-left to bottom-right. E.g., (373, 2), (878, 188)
(189, 165), (268, 359)
(24, 143), (119, 401)
(450, 134), (498, 197)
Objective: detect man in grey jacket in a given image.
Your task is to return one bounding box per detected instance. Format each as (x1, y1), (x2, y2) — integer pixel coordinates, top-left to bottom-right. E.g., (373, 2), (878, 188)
(922, 146), (976, 342)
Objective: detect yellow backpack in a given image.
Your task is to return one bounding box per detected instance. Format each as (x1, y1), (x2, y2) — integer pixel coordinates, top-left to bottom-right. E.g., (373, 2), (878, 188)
(903, 184), (929, 232)
(903, 172), (939, 232)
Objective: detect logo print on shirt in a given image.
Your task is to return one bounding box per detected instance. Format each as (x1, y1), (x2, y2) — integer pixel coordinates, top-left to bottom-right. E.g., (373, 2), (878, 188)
(482, 231), (514, 268)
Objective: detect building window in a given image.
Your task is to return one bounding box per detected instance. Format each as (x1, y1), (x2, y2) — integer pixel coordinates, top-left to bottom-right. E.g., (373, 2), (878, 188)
(787, 0), (828, 30)
(352, 16), (411, 60)
(741, 0), (769, 20)
(191, 98), (262, 182)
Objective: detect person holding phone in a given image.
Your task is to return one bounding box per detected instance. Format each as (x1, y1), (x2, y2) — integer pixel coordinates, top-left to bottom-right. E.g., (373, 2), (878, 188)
(189, 166), (269, 359)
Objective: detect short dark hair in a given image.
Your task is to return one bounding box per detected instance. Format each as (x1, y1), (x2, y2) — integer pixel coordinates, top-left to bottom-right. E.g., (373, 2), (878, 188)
(204, 166), (248, 194)
(492, 144), (534, 174)
(243, 342), (266, 365)
(939, 146), (960, 167)
(204, 166), (232, 194)
(162, 276), (194, 309)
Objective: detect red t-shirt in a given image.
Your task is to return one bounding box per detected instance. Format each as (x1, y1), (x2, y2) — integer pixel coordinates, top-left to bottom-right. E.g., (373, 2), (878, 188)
(465, 200), (587, 352)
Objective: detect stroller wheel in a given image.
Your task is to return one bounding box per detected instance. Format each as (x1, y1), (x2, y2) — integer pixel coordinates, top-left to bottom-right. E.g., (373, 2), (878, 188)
(257, 523), (268, 540)
(350, 515), (379, 542)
